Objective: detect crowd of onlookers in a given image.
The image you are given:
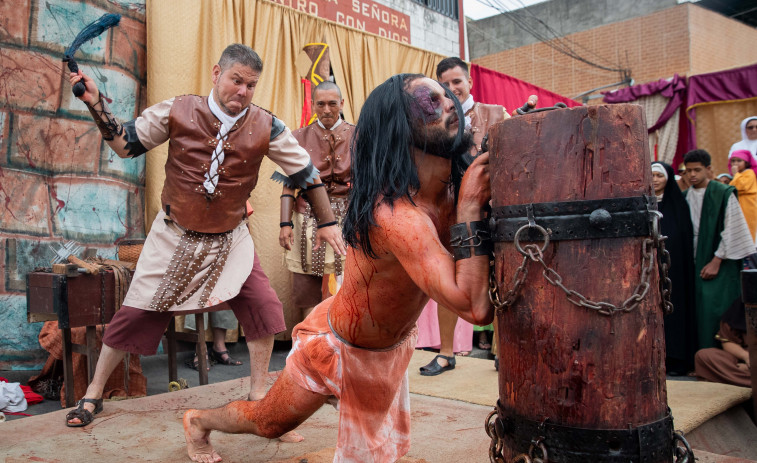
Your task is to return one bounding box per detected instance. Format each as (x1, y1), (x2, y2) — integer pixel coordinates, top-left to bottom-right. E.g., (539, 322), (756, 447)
(655, 116), (757, 387)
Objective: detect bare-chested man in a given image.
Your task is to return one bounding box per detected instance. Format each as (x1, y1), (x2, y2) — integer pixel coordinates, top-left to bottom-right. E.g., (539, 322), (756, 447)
(183, 73), (494, 462)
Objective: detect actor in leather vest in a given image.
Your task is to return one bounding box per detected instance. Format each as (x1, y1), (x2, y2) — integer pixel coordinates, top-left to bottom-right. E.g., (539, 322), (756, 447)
(162, 95), (272, 234)
(277, 81), (356, 324)
(64, 43), (346, 432)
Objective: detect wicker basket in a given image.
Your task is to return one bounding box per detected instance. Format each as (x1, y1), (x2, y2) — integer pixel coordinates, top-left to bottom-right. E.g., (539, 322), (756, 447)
(117, 239), (146, 264)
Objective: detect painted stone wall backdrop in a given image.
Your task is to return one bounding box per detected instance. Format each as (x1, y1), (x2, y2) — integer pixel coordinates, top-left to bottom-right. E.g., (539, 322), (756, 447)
(0, 0), (147, 370)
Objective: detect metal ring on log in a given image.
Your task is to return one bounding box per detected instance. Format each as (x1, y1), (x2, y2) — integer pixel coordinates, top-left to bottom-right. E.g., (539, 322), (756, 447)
(513, 224), (550, 256)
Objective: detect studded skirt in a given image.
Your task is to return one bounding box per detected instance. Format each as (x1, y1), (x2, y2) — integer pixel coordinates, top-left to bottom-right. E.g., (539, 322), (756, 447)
(122, 210), (254, 312)
(284, 197), (347, 277)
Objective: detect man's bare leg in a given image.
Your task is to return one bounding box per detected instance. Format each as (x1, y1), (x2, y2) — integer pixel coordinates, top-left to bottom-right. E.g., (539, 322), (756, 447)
(184, 369), (327, 462)
(66, 344), (126, 425)
(246, 334), (303, 443)
(436, 305), (458, 367)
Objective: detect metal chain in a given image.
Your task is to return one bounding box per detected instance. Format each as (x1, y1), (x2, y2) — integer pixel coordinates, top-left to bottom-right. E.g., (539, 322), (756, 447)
(657, 237), (674, 315)
(487, 409), (549, 463)
(673, 431), (695, 463)
(489, 220), (674, 316)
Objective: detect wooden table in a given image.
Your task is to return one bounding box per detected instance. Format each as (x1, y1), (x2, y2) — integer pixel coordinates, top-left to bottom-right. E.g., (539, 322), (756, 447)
(26, 270), (209, 407)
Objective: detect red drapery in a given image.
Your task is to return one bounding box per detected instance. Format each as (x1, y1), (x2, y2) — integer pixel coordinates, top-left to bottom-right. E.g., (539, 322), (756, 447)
(469, 63), (581, 112)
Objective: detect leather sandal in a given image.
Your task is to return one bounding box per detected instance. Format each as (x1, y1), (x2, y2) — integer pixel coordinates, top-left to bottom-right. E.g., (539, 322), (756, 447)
(419, 354), (456, 376)
(185, 353), (212, 371)
(210, 349), (243, 366)
(65, 397), (103, 427)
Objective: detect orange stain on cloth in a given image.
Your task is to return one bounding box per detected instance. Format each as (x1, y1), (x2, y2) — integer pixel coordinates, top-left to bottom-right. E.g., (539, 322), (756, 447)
(285, 298), (418, 462)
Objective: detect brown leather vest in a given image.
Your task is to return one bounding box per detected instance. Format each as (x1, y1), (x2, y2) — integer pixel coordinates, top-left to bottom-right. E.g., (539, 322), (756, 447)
(468, 102), (506, 155)
(161, 95), (272, 233)
(291, 121), (355, 213)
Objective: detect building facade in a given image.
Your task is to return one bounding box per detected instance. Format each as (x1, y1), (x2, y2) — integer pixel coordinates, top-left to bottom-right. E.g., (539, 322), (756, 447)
(267, 0), (462, 56)
(468, 1), (757, 102)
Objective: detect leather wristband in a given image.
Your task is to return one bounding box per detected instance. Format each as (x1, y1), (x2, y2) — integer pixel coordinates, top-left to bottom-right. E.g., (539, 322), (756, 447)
(85, 92), (123, 141)
(450, 220), (492, 260)
(316, 220), (338, 229)
(280, 221), (294, 228)
(303, 182), (337, 224)
(280, 193), (294, 224)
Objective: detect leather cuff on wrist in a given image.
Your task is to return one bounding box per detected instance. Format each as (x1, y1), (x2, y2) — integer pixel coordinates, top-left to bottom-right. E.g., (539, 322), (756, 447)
(450, 220), (492, 260)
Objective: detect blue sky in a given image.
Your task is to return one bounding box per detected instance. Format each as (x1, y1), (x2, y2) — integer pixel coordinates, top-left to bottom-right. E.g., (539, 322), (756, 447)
(462, 0), (545, 20)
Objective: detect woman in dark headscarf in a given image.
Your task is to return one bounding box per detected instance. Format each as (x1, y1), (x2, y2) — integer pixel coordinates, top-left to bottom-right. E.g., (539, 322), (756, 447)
(652, 161), (697, 374)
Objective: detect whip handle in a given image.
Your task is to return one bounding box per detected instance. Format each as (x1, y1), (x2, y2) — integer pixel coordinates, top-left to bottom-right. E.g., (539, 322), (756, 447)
(66, 59), (86, 97)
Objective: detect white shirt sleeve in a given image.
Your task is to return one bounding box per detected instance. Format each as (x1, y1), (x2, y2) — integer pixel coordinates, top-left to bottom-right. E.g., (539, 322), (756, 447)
(267, 127), (315, 176)
(714, 194), (756, 260)
(133, 98), (174, 150)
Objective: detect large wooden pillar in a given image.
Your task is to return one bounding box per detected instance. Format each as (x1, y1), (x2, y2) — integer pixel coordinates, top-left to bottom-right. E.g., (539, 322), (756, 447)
(487, 104), (680, 462)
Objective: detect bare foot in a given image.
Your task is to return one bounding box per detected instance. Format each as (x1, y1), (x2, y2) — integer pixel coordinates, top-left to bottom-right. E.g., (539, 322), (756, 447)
(183, 410), (222, 462)
(247, 393), (303, 443)
(278, 430), (304, 443)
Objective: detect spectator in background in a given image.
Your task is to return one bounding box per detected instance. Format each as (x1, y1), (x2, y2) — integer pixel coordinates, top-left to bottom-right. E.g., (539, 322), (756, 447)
(683, 149), (755, 350)
(277, 81), (355, 326)
(416, 57), (511, 375)
(716, 173), (733, 185)
(652, 162), (697, 375)
(694, 297), (751, 387)
(729, 149), (757, 242)
(728, 116), (757, 165)
(676, 163), (690, 191)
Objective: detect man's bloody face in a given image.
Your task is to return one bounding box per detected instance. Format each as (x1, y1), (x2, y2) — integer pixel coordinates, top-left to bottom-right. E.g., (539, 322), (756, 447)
(438, 65), (472, 103)
(313, 88), (343, 129)
(685, 162), (710, 189)
(408, 79), (458, 132)
(408, 78), (471, 159)
(211, 62), (259, 117)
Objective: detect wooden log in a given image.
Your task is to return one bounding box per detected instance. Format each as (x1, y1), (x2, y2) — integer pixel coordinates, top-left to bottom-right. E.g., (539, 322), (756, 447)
(489, 104), (669, 461)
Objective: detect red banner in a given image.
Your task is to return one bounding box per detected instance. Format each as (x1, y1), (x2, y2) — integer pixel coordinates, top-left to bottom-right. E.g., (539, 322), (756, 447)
(268, 0), (411, 43)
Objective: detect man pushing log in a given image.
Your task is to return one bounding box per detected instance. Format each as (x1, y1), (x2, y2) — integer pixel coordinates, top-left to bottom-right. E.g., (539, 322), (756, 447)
(183, 74), (503, 462)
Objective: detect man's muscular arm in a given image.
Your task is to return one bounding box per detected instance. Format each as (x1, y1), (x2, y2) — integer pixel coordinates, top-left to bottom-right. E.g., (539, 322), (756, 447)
(376, 154), (493, 325)
(69, 71), (147, 158)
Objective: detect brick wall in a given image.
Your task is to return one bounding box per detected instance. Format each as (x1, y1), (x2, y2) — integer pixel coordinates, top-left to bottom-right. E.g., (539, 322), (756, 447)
(0, 0), (147, 369)
(472, 4), (715, 101)
(688, 5), (757, 76)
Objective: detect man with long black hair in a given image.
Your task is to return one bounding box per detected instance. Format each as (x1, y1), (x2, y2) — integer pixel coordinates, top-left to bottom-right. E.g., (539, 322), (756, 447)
(183, 74), (494, 462)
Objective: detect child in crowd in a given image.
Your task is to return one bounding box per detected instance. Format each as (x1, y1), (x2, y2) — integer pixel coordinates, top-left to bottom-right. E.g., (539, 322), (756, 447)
(729, 149), (757, 241)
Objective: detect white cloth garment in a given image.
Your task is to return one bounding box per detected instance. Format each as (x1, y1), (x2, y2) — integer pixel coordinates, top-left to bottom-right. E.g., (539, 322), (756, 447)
(0, 381), (27, 413)
(316, 117), (343, 131)
(728, 116), (757, 164)
(203, 89), (248, 194)
(686, 186), (756, 259)
(651, 163), (668, 181)
(461, 94), (474, 130)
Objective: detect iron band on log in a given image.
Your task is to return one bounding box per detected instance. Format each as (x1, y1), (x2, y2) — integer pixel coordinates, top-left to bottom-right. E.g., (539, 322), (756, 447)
(485, 104), (693, 462)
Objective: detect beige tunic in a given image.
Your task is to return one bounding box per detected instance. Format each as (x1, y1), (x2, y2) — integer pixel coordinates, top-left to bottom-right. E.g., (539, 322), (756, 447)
(122, 210), (254, 312)
(123, 97), (312, 312)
